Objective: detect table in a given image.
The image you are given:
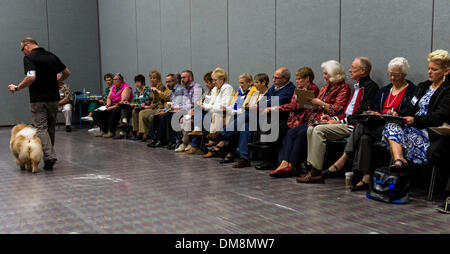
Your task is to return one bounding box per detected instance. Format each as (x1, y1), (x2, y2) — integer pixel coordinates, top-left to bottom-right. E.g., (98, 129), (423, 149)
(74, 94), (102, 128)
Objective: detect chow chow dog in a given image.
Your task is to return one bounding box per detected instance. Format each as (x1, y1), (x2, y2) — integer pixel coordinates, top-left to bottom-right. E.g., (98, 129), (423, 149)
(10, 124), (43, 173)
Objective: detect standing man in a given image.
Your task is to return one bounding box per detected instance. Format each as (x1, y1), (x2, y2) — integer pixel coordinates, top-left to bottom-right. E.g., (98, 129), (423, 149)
(8, 37), (71, 170)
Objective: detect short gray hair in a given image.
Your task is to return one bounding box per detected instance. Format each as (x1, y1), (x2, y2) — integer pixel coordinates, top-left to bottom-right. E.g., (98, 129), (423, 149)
(321, 60), (346, 83)
(388, 57), (410, 75)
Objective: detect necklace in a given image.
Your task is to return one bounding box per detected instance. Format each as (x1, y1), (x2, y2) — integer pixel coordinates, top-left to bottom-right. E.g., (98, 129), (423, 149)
(386, 83), (408, 108)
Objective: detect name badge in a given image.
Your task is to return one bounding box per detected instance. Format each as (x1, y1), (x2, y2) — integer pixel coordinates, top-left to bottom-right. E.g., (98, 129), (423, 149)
(60, 93), (65, 97)
(411, 96), (418, 106)
(139, 95), (144, 99)
(240, 96), (245, 100)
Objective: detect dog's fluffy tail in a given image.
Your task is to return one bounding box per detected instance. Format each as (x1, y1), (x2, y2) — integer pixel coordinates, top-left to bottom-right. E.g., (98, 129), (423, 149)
(17, 128), (43, 164)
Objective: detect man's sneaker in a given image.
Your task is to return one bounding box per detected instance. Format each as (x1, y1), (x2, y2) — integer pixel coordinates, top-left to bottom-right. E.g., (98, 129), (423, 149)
(88, 127), (100, 133)
(44, 158), (57, 170)
(65, 125), (72, 132)
(175, 143), (187, 152)
(81, 116), (94, 122)
(184, 144), (192, 151)
(437, 197), (450, 214)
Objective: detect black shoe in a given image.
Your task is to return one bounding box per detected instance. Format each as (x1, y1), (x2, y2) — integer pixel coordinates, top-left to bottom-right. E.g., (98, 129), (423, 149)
(152, 141), (166, 148)
(219, 156), (234, 164)
(163, 142), (174, 148)
(350, 182), (369, 192)
(166, 143), (177, 150)
(65, 125), (72, 132)
(255, 162), (277, 170)
(147, 140), (161, 147)
(44, 158), (57, 170)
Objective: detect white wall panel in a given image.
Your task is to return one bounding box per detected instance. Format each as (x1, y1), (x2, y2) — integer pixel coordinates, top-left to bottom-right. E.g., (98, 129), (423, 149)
(341, 0), (433, 87)
(160, 0), (191, 76)
(191, 0), (228, 87)
(0, 0), (48, 125)
(228, 0), (275, 89)
(277, 0), (340, 87)
(98, 0), (137, 86)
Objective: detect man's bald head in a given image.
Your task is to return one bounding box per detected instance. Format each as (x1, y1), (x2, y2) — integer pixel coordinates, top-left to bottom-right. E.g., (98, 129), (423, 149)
(273, 67), (290, 87)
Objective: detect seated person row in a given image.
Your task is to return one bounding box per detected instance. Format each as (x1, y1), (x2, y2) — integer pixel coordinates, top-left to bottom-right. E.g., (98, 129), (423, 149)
(383, 50), (450, 176)
(324, 57), (416, 190)
(135, 70), (171, 141)
(208, 67), (296, 166)
(57, 72), (73, 132)
(181, 68), (231, 155)
(81, 73), (113, 133)
(209, 68), (317, 167)
(170, 70), (204, 152)
(296, 56), (380, 183)
(95, 73), (133, 138)
(203, 73), (259, 166)
(147, 73), (185, 147)
(268, 60), (351, 178)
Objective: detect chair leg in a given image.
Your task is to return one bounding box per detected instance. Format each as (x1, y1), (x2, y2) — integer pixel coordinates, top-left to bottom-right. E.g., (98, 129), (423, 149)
(428, 166), (437, 201)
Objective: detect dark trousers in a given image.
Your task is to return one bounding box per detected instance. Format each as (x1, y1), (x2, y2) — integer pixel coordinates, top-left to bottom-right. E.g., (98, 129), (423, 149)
(155, 112), (174, 144)
(221, 113), (252, 160)
(99, 107), (122, 134)
(30, 101), (58, 161)
(345, 123), (385, 175)
(278, 123), (308, 167)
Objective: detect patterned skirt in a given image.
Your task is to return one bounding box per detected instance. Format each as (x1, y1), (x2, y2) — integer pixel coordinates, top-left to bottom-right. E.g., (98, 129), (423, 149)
(382, 122), (430, 165)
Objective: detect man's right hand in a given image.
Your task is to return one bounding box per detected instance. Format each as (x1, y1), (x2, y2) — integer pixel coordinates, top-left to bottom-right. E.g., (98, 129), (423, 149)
(8, 84), (16, 93)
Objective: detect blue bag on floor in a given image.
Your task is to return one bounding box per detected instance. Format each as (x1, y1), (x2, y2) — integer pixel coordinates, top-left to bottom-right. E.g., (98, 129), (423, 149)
(366, 167), (410, 204)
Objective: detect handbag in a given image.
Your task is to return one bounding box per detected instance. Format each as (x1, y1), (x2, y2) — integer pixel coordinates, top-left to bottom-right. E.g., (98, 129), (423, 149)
(366, 166), (410, 204)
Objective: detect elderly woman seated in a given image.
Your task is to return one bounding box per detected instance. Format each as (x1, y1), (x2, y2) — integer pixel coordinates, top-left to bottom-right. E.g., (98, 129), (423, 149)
(323, 57), (416, 191)
(383, 50), (450, 174)
(96, 73), (133, 138)
(269, 60), (351, 178)
(203, 73), (259, 167)
(184, 67), (234, 155)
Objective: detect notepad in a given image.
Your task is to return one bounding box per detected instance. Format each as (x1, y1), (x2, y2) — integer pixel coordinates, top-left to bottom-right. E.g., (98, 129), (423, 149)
(295, 89), (315, 109)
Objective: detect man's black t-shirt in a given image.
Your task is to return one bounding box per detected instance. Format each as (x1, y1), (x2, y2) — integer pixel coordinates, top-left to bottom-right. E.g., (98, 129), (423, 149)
(23, 48), (66, 103)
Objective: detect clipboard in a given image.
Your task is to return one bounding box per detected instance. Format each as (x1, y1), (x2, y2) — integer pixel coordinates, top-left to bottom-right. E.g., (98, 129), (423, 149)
(295, 89), (315, 109)
(429, 126), (450, 136)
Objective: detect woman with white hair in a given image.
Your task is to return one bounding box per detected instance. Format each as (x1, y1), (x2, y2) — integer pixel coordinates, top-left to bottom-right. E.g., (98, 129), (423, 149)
(383, 49), (450, 171)
(269, 60), (351, 178)
(322, 57), (416, 191)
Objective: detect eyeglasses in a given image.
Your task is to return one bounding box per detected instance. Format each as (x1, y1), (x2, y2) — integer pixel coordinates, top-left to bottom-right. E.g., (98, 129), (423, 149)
(388, 72), (403, 78)
(113, 78), (120, 81)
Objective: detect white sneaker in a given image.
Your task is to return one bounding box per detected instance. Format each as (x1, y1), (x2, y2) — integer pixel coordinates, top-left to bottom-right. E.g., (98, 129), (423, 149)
(175, 143), (187, 152)
(81, 116), (93, 122)
(184, 144), (192, 151)
(88, 127), (100, 133)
